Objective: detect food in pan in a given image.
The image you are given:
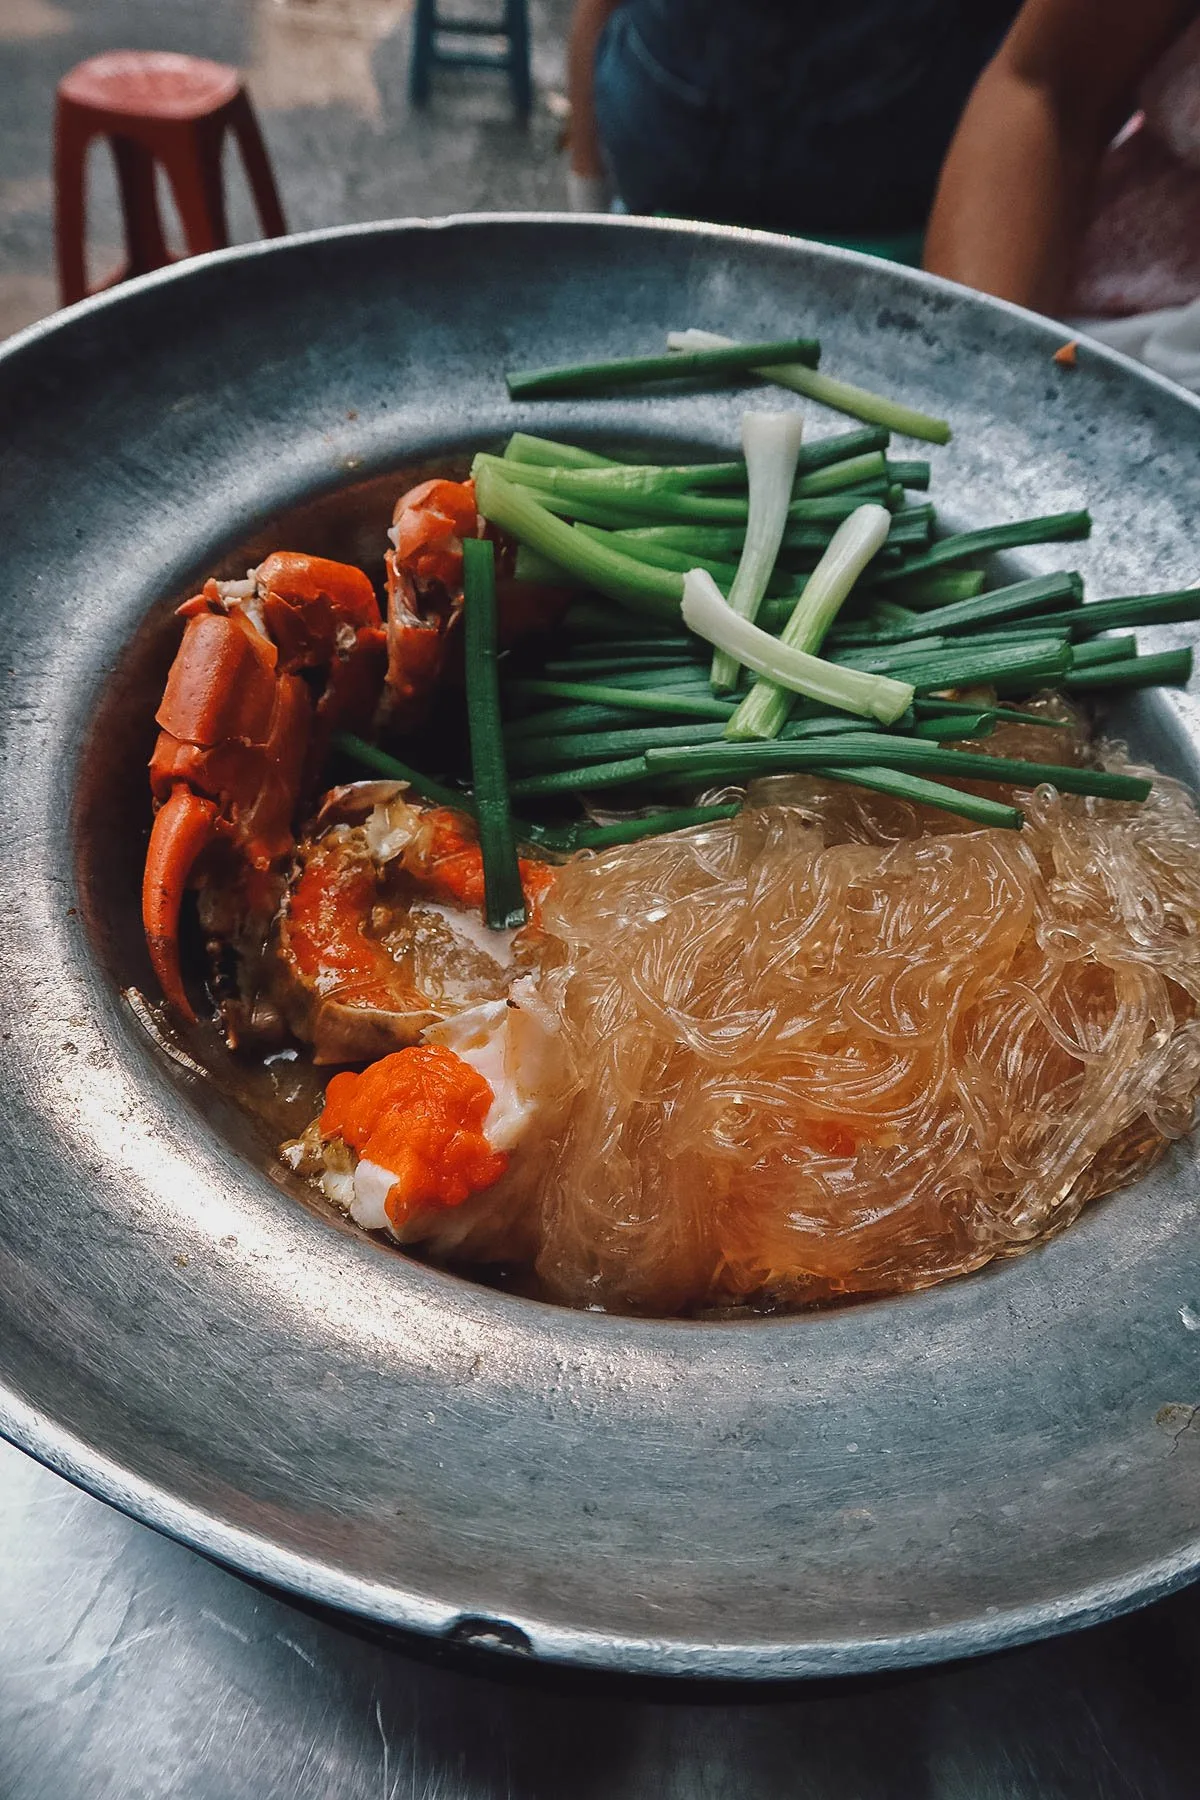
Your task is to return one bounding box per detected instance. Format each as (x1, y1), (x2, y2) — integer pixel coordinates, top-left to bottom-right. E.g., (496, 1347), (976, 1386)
(138, 338), (1200, 1315)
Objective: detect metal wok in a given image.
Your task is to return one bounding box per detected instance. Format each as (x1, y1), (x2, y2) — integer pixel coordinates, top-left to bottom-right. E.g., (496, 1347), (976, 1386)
(1, 215), (1198, 1680)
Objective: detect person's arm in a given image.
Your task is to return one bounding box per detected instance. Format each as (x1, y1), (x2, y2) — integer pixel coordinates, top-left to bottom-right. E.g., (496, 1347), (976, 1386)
(567, 0), (622, 180)
(923, 0), (1195, 312)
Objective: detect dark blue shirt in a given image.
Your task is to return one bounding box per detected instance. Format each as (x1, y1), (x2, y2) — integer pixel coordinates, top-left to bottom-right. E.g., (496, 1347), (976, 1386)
(595, 0), (1020, 234)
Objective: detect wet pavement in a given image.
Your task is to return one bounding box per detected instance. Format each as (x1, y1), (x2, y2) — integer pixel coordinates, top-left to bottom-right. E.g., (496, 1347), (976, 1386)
(0, 0), (574, 338)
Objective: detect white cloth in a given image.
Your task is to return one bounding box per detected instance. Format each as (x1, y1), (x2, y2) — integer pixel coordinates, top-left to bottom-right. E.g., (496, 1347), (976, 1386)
(1072, 296), (1200, 394)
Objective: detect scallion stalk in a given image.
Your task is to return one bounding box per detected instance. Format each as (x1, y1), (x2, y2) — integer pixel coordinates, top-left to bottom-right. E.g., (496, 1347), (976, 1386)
(510, 757), (653, 798)
(815, 765), (1022, 827)
(331, 734), (474, 813)
(461, 538), (526, 930)
(474, 464), (683, 619)
(683, 568), (913, 723)
(710, 410), (806, 690)
(503, 433), (617, 470)
(642, 735), (1151, 801)
(506, 336), (821, 398)
(506, 676), (736, 719)
(988, 588), (1200, 640)
(667, 328), (952, 444)
(726, 503), (892, 739)
(1061, 648), (1193, 690)
(1067, 635), (1137, 669)
(845, 572), (1084, 642)
(869, 510), (1091, 584)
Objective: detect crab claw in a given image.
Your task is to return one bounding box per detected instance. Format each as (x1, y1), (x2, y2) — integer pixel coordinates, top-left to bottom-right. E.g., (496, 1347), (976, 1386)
(142, 783), (220, 1022)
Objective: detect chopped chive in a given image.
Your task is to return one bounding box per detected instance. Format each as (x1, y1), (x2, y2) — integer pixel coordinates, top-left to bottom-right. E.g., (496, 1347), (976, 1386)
(507, 677), (736, 719)
(1062, 649), (1193, 691)
(870, 510), (1091, 584)
(462, 538), (526, 930)
(667, 329), (952, 443)
(507, 337), (821, 398)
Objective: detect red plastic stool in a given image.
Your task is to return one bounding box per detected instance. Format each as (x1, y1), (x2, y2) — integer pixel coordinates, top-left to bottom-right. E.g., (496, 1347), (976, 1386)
(54, 51), (287, 306)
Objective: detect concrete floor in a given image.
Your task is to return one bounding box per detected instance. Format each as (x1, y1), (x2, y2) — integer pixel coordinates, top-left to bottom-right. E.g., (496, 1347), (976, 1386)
(0, 0), (575, 338)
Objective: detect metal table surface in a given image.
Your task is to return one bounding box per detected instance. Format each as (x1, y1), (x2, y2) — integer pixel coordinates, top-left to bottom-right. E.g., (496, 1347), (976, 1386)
(2, 1438), (1198, 1799)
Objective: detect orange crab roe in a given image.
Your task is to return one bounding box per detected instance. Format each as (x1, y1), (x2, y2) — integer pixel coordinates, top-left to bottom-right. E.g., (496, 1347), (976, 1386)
(320, 1044), (507, 1227)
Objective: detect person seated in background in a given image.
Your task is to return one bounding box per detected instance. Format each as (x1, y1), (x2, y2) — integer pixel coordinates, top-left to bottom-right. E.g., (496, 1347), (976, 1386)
(567, 0), (1199, 317)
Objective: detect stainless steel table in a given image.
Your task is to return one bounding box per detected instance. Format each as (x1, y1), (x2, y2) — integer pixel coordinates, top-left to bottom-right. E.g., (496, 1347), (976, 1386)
(2, 1437), (1197, 1799)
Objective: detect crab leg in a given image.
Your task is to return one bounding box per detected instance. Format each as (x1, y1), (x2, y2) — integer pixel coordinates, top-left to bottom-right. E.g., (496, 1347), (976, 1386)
(142, 783), (220, 1021)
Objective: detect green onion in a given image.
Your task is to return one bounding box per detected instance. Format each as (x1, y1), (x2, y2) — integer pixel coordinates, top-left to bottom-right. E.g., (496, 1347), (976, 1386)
(891, 569), (986, 607)
(910, 699), (1069, 729)
(667, 328), (952, 443)
(474, 465), (683, 619)
(710, 410), (806, 690)
(870, 510), (1091, 584)
(989, 588), (1200, 640)
(462, 538), (526, 930)
(570, 804), (741, 849)
(887, 460), (931, 490)
(642, 735), (1151, 801)
(573, 523), (743, 586)
(504, 704), (654, 739)
(331, 734), (474, 812)
(550, 634), (696, 660)
(506, 336), (821, 398)
(560, 602), (674, 639)
(506, 677), (735, 719)
(906, 712), (996, 741)
(836, 636), (1073, 693)
(509, 713), (881, 772)
(503, 433), (617, 470)
(510, 757), (653, 797)
(1068, 635), (1137, 669)
(727, 503), (893, 739)
(795, 426), (891, 469)
(816, 765), (1023, 827)
(846, 572), (1084, 642)
(541, 654), (701, 679)
(1062, 648), (1193, 691)
(683, 568), (913, 724)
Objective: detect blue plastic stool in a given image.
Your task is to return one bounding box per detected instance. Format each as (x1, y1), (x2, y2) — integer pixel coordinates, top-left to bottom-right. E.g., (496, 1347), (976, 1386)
(408, 0), (532, 117)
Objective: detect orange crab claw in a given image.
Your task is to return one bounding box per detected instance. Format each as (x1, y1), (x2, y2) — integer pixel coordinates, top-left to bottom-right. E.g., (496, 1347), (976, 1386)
(391, 479), (479, 590)
(142, 783), (220, 1022)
